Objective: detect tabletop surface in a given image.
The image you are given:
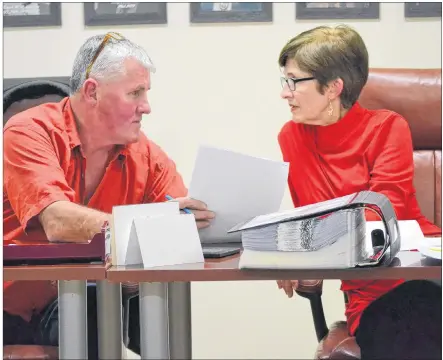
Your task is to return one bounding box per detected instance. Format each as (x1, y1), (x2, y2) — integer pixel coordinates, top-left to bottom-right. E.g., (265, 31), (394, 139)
(106, 251), (442, 283)
(4, 263), (108, 281)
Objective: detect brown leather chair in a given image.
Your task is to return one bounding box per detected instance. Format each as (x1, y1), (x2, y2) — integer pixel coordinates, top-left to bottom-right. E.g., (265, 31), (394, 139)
(296, 68), (442, 360)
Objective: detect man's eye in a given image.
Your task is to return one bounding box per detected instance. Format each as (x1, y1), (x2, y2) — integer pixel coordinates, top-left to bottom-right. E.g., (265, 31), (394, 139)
(131, 90), (141, 96)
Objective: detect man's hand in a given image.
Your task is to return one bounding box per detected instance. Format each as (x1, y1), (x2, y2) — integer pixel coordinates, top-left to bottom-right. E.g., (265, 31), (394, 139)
(174, 197), (215, 229)
(277, 280), (300, 298)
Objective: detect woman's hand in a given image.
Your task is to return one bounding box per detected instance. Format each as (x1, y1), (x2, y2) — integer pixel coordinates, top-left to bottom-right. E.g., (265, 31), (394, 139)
(277, 279), (323, 298)
(277, 280), (300, 298)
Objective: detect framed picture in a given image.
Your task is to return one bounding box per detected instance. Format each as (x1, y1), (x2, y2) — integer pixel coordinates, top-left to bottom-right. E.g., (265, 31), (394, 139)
(296, 2), (379, 19)
(84, 2), (167, 26)
(190, 2), (272, 23)
(3, 2), (61, 28)
(405, 2), (442, 18)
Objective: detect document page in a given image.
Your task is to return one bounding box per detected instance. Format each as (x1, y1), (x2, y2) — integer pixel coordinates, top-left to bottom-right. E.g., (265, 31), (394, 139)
(188, 145), (289, 243)
(365, 220), (425, 251)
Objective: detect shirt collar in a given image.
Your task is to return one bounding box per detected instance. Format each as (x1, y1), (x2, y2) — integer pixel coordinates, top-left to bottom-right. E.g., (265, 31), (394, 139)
(62, 97), (129, 159)
(314, 101), (365, 149)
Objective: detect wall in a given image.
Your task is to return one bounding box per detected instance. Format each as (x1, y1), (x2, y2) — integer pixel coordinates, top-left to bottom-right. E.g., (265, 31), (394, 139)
(3, 2), (441, 358)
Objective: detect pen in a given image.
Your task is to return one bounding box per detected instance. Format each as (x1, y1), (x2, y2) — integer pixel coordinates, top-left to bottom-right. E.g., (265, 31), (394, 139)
(165, 195), (192, 214)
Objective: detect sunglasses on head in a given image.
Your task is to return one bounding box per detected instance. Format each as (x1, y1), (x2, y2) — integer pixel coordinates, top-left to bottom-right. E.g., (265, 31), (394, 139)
(85, 32), (125, 79)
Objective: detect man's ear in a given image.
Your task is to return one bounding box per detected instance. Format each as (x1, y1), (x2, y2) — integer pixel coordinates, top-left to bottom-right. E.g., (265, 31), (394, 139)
(326, 78), (344, 101)
(82, 78), (99, 104)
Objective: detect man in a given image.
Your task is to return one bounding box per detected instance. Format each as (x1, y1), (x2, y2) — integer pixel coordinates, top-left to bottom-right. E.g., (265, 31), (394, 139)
(3, 32), (215, 355)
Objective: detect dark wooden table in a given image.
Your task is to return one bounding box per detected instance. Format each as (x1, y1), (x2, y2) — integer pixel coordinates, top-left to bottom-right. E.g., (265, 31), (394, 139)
(106, 250), (441, 360)
(4, 263), (107, 281)
(107, 250), (441, 282)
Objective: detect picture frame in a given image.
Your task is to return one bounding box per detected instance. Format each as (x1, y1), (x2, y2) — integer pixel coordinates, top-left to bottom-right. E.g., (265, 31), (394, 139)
(190, 2), (273, 23)
(3, 3), (61, 28)
(296, 2), (379, 20)
(84, 2), (167, 26)
(404, 2), (442, 18)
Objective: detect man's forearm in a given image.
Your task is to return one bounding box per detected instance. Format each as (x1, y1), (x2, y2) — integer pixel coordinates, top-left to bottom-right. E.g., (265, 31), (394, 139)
(39, 201), (111, 243)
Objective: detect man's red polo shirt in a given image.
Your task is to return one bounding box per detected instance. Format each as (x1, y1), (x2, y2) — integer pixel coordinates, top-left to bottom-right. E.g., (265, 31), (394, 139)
(3, 97), (187, 321)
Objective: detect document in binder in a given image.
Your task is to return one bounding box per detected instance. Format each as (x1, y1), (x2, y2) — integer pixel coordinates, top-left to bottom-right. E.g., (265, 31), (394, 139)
(229, 191), (401, 270)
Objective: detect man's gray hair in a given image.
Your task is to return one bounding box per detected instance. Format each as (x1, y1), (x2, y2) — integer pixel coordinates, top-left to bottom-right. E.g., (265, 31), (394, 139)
(70, 33), (156, 94)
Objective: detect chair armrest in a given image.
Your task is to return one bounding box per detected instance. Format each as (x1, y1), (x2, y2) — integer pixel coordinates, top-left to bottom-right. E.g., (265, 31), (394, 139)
(122, 282), (139, 299)
(296, 280), (328, 342)
(329, 337), (361, 360)
(296, 280), (323, 294)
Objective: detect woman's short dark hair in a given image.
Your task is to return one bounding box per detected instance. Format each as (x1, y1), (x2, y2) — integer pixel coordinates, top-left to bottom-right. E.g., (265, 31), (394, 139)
(278, 25), (369, 109)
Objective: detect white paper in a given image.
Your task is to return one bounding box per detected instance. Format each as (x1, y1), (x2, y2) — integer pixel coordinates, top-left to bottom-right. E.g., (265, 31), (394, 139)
(112, 202), (179, 265)
(365, 220), (425, 251)
(418, 237), (442, 260)
(125, 221), (143, 265)
(188, 145), (289, 243)
(134, 214), (204, 268)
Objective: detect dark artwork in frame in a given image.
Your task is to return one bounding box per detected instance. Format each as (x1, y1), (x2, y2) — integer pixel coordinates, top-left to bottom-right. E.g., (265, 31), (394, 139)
(84, 2), (167, 26)
(296, 2), (379, 20)
(190, 2), (273, 23)
(404, 2), (442, 18)
(3, 2), (61, 28)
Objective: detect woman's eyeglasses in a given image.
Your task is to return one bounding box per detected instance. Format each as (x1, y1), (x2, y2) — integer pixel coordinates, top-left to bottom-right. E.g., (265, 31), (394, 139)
(85, 32), (125, 79)
(280, 76), (315, 91)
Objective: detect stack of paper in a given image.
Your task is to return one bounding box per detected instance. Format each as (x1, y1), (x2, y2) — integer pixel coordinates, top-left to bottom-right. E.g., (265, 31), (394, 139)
(236, 209), (368, 269)
(241, 209), (365, 252)
(229, 191), (402, 270)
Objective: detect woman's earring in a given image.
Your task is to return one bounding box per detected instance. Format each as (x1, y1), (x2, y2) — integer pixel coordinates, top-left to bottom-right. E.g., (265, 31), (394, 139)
(328, 100), (333, 116)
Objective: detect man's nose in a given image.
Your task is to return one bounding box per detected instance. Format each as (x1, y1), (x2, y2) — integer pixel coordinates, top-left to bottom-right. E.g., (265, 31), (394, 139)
(138, 100), (151, 115)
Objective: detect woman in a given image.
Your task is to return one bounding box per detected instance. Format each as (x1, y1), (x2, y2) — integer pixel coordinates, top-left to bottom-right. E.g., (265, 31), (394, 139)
(275, 25), (441, 339)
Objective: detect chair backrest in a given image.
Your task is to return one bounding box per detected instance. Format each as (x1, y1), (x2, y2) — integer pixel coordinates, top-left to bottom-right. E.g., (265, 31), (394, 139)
(359, 68), (442, 227)
(3, 78), (71, 126)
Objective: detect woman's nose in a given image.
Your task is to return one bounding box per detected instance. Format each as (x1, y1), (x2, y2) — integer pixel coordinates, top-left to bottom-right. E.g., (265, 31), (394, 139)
(281, 86), (293, 99)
